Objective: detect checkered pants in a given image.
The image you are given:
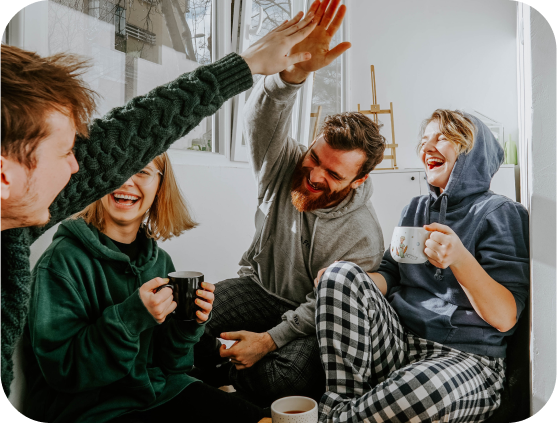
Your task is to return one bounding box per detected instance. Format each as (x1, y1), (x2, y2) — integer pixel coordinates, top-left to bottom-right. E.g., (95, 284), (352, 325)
(316, 262), (506, 423)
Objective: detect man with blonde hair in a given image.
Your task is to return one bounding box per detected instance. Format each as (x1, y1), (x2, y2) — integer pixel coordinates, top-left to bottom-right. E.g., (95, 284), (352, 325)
(1, 5), (321, 395)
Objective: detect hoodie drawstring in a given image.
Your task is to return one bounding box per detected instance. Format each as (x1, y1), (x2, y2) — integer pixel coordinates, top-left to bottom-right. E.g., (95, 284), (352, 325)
(432, 195), (449, 280)
(307, 216), (319, 280)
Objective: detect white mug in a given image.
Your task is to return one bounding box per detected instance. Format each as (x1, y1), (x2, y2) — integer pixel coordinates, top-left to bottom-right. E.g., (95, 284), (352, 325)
(390, 226), (430, 264)
(271, 396), (318, 423)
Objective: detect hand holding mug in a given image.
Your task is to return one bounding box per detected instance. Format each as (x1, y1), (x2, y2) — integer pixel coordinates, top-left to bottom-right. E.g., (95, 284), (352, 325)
(139, 277), (177, 323)
(194, 282), (215, 323)
(424, 223), (467, 269)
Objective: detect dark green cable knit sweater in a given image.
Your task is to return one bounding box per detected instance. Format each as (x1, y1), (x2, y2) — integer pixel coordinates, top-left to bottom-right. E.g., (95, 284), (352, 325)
(1, 53), (253, 396)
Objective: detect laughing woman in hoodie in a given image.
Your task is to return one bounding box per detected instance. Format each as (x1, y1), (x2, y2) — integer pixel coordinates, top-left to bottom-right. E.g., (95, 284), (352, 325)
(22, 152), (269, 423)
(314, 110), (529, 423)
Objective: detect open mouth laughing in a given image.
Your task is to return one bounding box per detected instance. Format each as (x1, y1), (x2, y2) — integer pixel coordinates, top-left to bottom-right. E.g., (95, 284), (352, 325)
(426, 157), (445, 170)
(111, 192), (141, 208)
(305, 177), (324, 193)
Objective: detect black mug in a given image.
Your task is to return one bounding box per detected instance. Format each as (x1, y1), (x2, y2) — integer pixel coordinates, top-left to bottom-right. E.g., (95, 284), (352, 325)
(155, 271), (204, 321)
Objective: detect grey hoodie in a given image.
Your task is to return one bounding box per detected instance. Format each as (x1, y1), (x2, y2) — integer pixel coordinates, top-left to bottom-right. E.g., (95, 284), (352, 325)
(238, 74), (384, 348)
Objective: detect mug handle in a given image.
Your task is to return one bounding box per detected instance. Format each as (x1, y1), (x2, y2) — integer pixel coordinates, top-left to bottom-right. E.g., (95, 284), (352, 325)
(153, 283), (174, 294)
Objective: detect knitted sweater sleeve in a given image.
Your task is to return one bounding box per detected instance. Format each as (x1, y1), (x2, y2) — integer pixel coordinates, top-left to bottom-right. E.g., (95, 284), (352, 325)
(31, 53), (252, 239)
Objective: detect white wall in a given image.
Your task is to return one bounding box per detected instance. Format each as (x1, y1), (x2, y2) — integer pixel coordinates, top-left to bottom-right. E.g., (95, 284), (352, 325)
(529, 6), (556, 415)
(348, 0), (518, 169)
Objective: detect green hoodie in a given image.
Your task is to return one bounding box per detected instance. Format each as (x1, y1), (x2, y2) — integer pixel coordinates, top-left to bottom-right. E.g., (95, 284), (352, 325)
(23, 218), (205, 423)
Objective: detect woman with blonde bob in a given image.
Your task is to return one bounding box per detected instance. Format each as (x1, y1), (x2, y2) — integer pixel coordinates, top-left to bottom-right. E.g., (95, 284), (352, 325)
(314, 110), (529, 422)
(23, 153), (270, 423)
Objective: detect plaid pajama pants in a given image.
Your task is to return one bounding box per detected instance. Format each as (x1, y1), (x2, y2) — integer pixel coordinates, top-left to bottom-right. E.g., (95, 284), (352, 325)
(194, 276), (325, 405)
(316, 262), (506, 423)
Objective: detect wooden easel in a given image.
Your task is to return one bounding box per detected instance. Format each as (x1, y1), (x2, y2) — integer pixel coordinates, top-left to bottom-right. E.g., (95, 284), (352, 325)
(310, 105), (322, 141)
(357, 65), (398, 170)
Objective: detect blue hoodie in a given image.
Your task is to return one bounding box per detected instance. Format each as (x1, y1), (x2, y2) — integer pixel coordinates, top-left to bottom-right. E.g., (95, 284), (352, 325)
(378, 116), (529, 358)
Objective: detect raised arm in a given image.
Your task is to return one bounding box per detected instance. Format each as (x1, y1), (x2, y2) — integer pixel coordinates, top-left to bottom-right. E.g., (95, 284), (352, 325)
(243, 74), (305, 197)
(33, 4), (325, 238)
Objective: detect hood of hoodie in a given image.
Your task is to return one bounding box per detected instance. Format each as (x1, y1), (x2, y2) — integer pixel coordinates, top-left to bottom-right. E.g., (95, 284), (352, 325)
(428, 114), (504, 217)
(54, 218), (159, 274)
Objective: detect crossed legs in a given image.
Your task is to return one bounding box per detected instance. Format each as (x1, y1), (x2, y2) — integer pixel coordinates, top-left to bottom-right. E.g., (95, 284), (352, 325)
(316, 262), (505, 423)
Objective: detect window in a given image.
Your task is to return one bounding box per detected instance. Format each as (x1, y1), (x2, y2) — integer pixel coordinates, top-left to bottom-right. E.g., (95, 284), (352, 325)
(17, 0), (224, 154)
(6, 0), (348, 161)
(231, 0), (348, 162)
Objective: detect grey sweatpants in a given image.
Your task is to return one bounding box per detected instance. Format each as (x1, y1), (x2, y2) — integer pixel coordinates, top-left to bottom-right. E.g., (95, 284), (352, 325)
(194, 276), (325, 405)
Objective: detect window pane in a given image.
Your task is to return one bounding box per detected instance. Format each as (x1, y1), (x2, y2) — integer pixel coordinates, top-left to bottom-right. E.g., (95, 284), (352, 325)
(307, 29), (342, 142)
(47, 0), (218, 153)
(239, 0), (293, 146)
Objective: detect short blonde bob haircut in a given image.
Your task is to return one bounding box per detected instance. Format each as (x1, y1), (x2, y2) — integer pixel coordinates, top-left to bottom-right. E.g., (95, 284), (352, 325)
(418, 109), (476, 155)
(73, 152), (197, 241)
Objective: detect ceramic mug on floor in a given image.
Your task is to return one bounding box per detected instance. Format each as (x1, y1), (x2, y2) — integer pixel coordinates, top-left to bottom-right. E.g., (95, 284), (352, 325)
(271, 396), (318, 423)
(155, 271), (204, 320)
(390, 226), (430, 264)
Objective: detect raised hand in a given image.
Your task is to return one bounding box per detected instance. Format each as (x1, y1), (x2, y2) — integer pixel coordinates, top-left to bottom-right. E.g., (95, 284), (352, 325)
(280, 0), (351, 84)
(240, 0), (324, 75)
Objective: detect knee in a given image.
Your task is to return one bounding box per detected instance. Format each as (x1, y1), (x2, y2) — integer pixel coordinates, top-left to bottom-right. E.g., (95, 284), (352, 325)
(317, 261), (367, 293)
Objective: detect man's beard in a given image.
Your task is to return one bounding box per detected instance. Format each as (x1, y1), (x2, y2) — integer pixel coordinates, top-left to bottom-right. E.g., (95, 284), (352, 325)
(290, 153), (352, 213)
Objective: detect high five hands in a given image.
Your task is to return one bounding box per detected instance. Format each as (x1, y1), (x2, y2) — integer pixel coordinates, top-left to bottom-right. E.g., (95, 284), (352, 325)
(240, 0), (350, 79)
(281, 0), (351, 84)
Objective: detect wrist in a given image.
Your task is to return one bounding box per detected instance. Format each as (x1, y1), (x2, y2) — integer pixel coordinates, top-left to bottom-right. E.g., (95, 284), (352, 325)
(449, 248), (474, 273)
(279, 67), (310, 84)
(263, 332), (278, 352)
(240, 53), (257, 75)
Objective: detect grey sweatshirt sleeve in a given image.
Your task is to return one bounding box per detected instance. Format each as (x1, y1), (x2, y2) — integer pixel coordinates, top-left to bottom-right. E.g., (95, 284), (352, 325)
(243, 73), (304, 198)
(268, 290), (317, 348)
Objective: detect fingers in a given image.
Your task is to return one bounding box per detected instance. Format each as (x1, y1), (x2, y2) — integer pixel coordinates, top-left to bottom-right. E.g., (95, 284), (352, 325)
(220, 331), (244, 341)
(321, 0), (342, 28)
(200, 281), (215, 293)
(282, 12), (318, 37)
(424, 223), (452, 234)
(143, 277), (169, 291)
(196, 288), (214, 304)
(196, 309), (209, 323)
(276, 11), (304, 33)
(315, 0), (331, 25)
(424, 246), (441, 261)
(285, 51), (312, 68)
(325, 42), (351, 65)
(195, 297), (212, 313)
(326, 4), (347, 35)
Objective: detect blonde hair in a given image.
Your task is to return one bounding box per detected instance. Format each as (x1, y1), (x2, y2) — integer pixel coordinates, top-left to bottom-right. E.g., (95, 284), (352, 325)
(73, 152), (197, 241)
(418, 109), (476, 155)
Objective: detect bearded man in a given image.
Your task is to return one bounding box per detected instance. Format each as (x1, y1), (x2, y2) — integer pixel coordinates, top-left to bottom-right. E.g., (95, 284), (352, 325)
(193, 0), (386, 406)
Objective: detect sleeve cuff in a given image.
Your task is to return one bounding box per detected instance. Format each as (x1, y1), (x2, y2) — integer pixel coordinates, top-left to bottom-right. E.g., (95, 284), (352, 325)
(263, 73), (304, 103)
(116, 289), (159, 337)
(267, 321), (300, 349)
(378, 271), (396, 297)
(203, 53), (254, 101)
(173, 313), (211, 340)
